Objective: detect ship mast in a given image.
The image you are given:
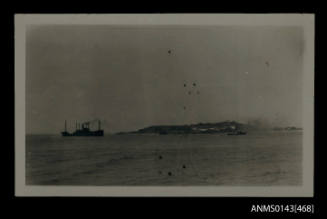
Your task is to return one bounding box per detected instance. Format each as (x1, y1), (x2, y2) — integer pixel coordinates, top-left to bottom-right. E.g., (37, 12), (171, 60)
(98, 120), (101, 130)
(65, 120), (67, 132)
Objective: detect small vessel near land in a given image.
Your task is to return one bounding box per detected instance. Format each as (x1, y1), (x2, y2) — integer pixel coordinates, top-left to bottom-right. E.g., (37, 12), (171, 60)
(227, 130), (247, 135)
(61, 119), (104, 136)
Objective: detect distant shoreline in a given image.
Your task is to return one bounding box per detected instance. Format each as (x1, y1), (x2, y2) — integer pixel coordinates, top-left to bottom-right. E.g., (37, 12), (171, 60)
(25, 121), (302, 136)
(26, 129), (303, 136)
(115, 121), (302, 135)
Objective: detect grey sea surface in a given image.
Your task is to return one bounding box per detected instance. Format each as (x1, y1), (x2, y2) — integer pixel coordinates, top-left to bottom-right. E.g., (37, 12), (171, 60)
(26, 131), (302, 185)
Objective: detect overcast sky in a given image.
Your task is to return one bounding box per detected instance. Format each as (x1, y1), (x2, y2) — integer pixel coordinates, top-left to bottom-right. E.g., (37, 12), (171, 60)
(26, 25), (304, 134)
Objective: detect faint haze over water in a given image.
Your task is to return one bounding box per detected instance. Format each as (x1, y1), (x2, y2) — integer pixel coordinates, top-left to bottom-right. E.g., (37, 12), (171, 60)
(26, 25), (304, 134)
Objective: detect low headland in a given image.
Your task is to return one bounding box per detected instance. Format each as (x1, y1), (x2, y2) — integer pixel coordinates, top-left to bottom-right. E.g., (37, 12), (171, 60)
(116, 121), (302, 135)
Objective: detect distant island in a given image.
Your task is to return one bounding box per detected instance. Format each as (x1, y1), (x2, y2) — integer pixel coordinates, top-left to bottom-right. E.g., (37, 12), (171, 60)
(115, 121), (302, 135)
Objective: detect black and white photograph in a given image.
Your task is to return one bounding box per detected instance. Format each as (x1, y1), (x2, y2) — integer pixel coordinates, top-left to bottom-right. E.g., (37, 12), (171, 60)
(15, 14), (314, 196)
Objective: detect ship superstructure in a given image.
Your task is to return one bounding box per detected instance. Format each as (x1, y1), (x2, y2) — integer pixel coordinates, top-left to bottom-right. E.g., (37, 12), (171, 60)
(61, 119), (104, 136)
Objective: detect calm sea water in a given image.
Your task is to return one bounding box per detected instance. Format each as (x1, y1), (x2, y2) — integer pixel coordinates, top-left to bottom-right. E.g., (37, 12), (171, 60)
(26, 131), (302, 185)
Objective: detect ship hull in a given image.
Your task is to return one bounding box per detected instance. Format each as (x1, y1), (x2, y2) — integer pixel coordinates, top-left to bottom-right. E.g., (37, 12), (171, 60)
(61, 131), (72, 136)
(61, 130), (104, 137)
